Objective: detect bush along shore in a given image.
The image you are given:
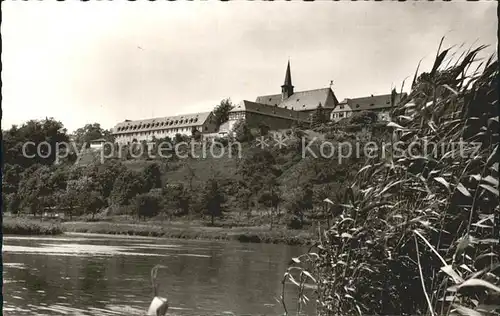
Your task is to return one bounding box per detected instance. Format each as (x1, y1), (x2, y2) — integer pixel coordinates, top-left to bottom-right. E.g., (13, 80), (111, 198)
(3, 217), (314, 245)
(2, 217), (64, 235)
(281, 43), (500, 316)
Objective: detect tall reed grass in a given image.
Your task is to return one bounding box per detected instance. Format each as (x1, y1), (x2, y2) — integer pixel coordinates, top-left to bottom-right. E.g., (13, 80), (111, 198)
(283, 41), (499, 315)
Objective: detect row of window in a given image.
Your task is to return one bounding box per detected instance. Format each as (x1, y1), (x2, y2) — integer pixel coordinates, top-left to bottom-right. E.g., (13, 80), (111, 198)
(116, 126), (205, 137)
(332, 112), (348, 118)
(352, 101), (390, 109)
(229, 112), (246, 119)
(116, 118), (200, 132)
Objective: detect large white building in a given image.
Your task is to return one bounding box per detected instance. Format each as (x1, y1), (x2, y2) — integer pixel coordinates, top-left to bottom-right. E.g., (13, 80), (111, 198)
(112, 112), (218, 144)
(111, 61), (403, 143)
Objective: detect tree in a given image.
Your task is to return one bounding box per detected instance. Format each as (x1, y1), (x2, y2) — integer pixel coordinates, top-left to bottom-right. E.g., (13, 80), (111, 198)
(73, 123), (113, 148)
(2, 164), (23, 194)
(191, 127), (202, 141)
(233, 119), (253, 142)
(2, 118), (69, 168)
(92, 161), (127, 200)
(135, 193), (161, 220)
(18, 165), (57, 216)
(4, 193), (21, 214)
(236, 184), (253, 221)
(142, 163), (163, 192)
(201, 179), (225, 225)
(184, 163), (197, 191)
(349, 110), (378, 125)
(163, 184), (190, 217)
(237, 148), (281, 194)
(237, 148), (283, 228)
(284, 183), (314, 229)
(257, 178), (282, 230)
(56, 187), (80, 219)
(81, 191), (106, 220)
(110, 170), (147, 206)
(312, 102), (328, 125)
(213, 98), (234, 128)
(174, 133), (189, 144)
(101, 128), (115, 143)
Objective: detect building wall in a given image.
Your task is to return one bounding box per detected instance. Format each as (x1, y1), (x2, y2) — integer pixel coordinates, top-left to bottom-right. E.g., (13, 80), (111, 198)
(330, 108), (391, 123)
(228, 111), (302, 131)
(201, 112), (219, 134)
(331, 110), (352, 122)
(89, 143), (104, 150)
(114, 125), (202, 144)
(330, 102), (352, 122)
(113, 115), (218, 145)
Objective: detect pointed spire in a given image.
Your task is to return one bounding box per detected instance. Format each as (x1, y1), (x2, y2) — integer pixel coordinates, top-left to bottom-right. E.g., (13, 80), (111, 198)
(281, 60), (294, 100)
(284, 60), (292, 87)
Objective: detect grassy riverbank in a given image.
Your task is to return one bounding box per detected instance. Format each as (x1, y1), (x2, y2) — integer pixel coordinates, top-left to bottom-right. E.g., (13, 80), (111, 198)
(2, 217), (64, 235)
(62, 221), (313, 245)
(2, 217), (314, 245)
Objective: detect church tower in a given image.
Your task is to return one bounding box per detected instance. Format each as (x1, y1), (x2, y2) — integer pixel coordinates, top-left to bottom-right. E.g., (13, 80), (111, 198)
(281, 61), (294, 101)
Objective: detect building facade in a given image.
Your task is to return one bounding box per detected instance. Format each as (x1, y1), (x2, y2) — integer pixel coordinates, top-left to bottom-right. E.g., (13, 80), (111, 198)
(330, 93), (406, 122)
(89, 138), (107, 150)
(255, 61), (339, 116)
(110, 61), (405, 143)
(224, 100), (310, 134)
(330, 99), (352, 122)
(112, 112), (218, 144)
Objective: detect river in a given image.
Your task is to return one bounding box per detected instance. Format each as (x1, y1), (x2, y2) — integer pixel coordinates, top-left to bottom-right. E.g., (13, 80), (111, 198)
(2, 233), (316, 315)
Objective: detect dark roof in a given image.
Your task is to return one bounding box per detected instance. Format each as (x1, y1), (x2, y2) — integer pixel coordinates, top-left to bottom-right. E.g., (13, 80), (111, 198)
(255, 87), (338, 111)
(113, 112), (212, 134)
(255, 94), (283, 106)
(346, 93), (406, 111)
(280, 88), (337, 111)
(231, 100), (310, 122)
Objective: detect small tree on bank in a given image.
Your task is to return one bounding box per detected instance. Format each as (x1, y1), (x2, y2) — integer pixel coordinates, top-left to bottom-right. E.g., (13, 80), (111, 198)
(135, 193), (161, 220)
(81, 191), (106, 220)
(201, 179), (225, 226)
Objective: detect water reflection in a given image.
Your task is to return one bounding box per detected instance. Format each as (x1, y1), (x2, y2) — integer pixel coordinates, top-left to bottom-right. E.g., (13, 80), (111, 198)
(3, 233), (315, 315)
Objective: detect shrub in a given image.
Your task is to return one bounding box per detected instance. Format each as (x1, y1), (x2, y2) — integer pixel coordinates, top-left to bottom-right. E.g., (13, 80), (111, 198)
(135, 193), (161, 220)
(349, 110), (378, 125)
(3, 217), (63, 235)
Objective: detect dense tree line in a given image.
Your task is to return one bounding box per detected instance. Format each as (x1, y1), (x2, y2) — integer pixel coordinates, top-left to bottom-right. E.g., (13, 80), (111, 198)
(2, 106), (382, 227)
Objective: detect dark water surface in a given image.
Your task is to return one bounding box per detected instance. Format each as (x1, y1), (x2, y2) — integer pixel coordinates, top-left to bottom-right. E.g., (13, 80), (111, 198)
(2, 233), (316, 315)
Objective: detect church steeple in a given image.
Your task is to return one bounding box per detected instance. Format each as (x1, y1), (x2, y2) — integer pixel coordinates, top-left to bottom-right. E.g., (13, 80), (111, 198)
(281, 60), (294, 101)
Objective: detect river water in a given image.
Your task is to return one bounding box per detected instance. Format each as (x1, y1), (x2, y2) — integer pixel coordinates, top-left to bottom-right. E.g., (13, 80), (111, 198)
(2, 233), (316, 315)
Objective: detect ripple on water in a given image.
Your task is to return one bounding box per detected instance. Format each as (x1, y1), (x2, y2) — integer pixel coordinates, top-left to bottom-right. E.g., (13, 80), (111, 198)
(2, 262), (27, 269)
(128, 243), (182, 250)
(176, 253), (211, 258)
(2, 244), (171, 258)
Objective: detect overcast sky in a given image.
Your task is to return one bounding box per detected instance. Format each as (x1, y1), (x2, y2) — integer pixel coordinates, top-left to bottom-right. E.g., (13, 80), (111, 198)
(2, 1), (497, 132)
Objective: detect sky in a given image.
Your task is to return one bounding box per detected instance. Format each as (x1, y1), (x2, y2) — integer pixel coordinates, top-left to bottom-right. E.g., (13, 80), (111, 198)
(2, 1), (497, 133)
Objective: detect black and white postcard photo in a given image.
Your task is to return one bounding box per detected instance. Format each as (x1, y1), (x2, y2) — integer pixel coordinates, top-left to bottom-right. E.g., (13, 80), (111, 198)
(2, 1), (498, 315)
